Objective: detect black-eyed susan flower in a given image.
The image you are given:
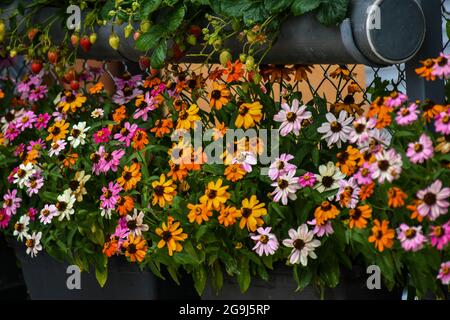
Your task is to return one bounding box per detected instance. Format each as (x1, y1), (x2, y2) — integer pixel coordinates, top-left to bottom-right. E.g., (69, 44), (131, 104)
(199, 178), (230, 210)
(151, 174), (177, 208)
(156, 220), (188, 256)
(235, 101), (263, 129)
(238, 195), (267, 232)
(117, 163), (142, 191)
(46, 120), (69, 142)
(123, 234), (148, 262)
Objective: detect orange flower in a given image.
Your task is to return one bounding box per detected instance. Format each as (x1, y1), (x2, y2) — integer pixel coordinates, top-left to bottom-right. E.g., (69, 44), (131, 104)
(348, 205), (372, 229)
(89, 82), (104, 94)
(224, 60), (244, 82)
(368, 219), (395, 252)
(116, 195), (134, 216)
(407, 199), (425, 222)
(103, 238), (118, 257)
(132, 129), (149, 151)
(314, 201), (340, 225)
(209, 82), (230, 110)
(415, 59), (436, 81)
(212, 118), (227, 141)
(260, 64), (293, 82)
(293, 64), (313, 82)
(359, 182), (375, 201)
(123, 235), (148, 262)
(336, 146), (363, 176)
(224, 164), (246, 182)
(117, 163), (142, 191)
(151, 174), (177, 208)
(151, 119), (173, 138)
(187, 203), (212, 225)
(112, 105), (128, 123)
(330, 65), (352, 80)
(168, 160), (189, 181)
(63, 153), (78, 168)
(0, 89), (4, 99)
(218, 205), (240, 227)
(208, 68), (225, 81)
(387, 187), (407, 208)
(422, 100), (445, 122)
(156, 220), (188, 256)
(368, 97), (393, 129)
(332, 95), (364, 116)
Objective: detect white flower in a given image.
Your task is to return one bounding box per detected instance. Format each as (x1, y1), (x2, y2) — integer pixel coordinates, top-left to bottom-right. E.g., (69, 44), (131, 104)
(314, 161), (346, 194)
(317, 111), (354, 148)
(25, 231), (43, 258)
(91, 108), (104, 119)
(101, 208), (112, 219)
(231, 151), (257, 173)
(371, 148), (403, 184)
(13, 163), (36, 188)
(39, 204), (58, 225)
(48, 140), (67, 157)
(56, 189), (76, 221)
(13, 215), (30, 241)
(126, 209), (149, 237)
(282, 224), (321, 266)
(271, 171), (301, 205)
(273, 99), (312, 137)
(68, 121), (90, 148)
(349, 117), (376, 146)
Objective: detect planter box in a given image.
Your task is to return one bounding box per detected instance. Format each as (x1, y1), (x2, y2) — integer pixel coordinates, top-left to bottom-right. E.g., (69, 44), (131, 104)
(203, 266), (401, 300)
(0, 236), (27, 299)
(9, 239), (198, 300)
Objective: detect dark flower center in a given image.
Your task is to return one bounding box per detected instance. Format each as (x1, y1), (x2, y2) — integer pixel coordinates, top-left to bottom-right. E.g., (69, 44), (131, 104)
(423, 192), (437, 206)
(162, 231), (172, 242)
(207, 189), (217, 199)
(69, 180), (80, 191)
(293, 239), (305, 250)
(14, 223), (24, 232)
(51, 126), (61, 135)
(211, 90), (222, 100)
(414, 143), (423, 152)
(127, 220), (137, 230)
(322, 176), (334, 188)
(344, 95), (355, 105)
(123, 171), (132, 181)
(337, 151), (349, 163)
(354, 123), (365, 133)
(56, 201), (67, 211)
(434, 226), (443, 237)
(179, 110), (188, 120)
(405, 228), (416, 239)
(127, 243), (137, 254)
(286, 112), (297, 122)
(330, 121), (342, 133)
(259, 235), (269, 244)
(71, 129), (81, 138)
(239, 105), (249, 116)
(351, 208), (362, 220)
(154, 185), (165, 196)
(277, 178), (289, 189)
(241, 208), (252, 218)
(378, 160), (390, 171)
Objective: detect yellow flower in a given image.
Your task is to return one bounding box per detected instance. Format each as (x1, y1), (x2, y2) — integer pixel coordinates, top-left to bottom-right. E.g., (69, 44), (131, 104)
(209, 82), (231, 110)
(46, 120), (69, 142)
(238, 196), (267, 232)
(156, 220), (188, 256)
(123, 235), (148, 262)
(187, 203), (212, 225)
(218, 205), (240, 227)
(58, 91), (87, 113)
(151, 174), (177, 208)
(235, 101), (263, 129)
(117, 163), (142, 191)
(176, 104), (201, 130)
(199, 179), (230, 210)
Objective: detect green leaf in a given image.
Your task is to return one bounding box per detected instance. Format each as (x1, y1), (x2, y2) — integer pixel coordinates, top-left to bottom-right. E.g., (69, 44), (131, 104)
(217, 0), (253, 18)
(193, 266), (207, 295)
(151, 39), (168, 68)
(141, 0), (162, 18)
(243, 3), (269, 25)
(236, 256), (251, 293)
(165, 5), (186, 32)
(135, 26), (164, 51)
(291, 0), (322, 16)
(264, 0), (294, 13)
(316, 0), (349, 26)
(95, 266), (108, 288)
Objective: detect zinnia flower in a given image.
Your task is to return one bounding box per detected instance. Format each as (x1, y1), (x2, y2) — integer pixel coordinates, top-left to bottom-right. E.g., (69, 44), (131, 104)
(231, 151), (257, 173)
(268, 153), (297, 181)
(314, 162), (346, 193)
(56, 189), (76, 221)
(437, 261), (450, 285)
(271, 171), (300, 205)
(114, 122), (138, 147)
(0, 209), (11, 229)
(100, 182), (122, 211)
(397, 224), (426, 252)
(156, 220), (188, 256)
(235, 102), (263, 129)
(123, 234), (148, 262)
(46, 120), (69, 142)
(317, 111), (353, 148)
(218, 206), (240, 227)
(429, 222), (450, 250)
(368, 219), (395, 252)
(416, 180), (450, 220)
(199, 179), (230, 210)
(68, 121), (90, 148)
(3, 189), (21, 216)
(250, 227), (279, 256)
(151, 174), (177, 208)
(125, 209), (149, 237)
(406, 134), (434, 164)
(371, 148), (403, 183)
(435, 110), (450, 135)
(307, 219), (334, 237)
(209, 82), (230, 110)
(396, 103), (419, 126)
(238, 196), (267, 232)
(282, 224), (321, 266)
(25, 232), (42, 258)
(348, 205), (372, 229)
(48, 140), (67, 157)
(187, 203), (212, 225)
(117, 163), (142, 191)
(431, 53), (450, 79)
(13, 215), (30, 241)
(273, 99), (312, 136)
(39, 204), (58, 225)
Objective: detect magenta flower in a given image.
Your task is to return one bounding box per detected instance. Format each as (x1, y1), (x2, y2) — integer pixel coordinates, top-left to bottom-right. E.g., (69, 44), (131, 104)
(307, 219), (334, 237)
(27, 139), (46, 153)
(397, 224), (426, 252)
(4, 123), (20, 141)
(15, 111), (36, 131)
(28, 85), (48, 102)
(298, 172), (316, 188)
(112, 217), (130, 248)
(113, 74), (142, 90)
(435, 110), (450, 135)
(268, 153), (297, 181)
(100, 148), (125, 173)
(429, 222), (450, 251)
(39, 204), (58, 225)
(14, 143), (25, 157)
(0, 208), (11, 229)
(437, 261), (450, 285)
(273, 99), (312, 136)
(432, 53), (450, 79)
(100, 182), (122, 210)
(416, 180), (450, 220)
(3, 189), (22, 216)
(354, 162), (374, 185)
(93, 128), (111, 144)
(114, 122), (138, 147)
(406, 134), (434, 164)
(27, 208), (38, 221)
(134, 92), (157, 121)
(396, 103), (420, 126)
(25, 172), (44, 196)
(385, 92), (408, 109)
(35, 113), (51, 130)
(250, 227), (279, 256)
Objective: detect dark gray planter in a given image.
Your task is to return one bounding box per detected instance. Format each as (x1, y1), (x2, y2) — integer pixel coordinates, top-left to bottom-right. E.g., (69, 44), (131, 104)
(9, 239), (198, 300)
(202, 266), (401, 300)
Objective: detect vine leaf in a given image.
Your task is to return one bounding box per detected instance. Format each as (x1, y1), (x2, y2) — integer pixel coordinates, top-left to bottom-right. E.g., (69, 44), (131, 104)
(140, 0), (162, 18)
(316, 0), (349, 26)
(135, 26), (164, 51)
(151, 39), (168, 68)
(291, 0), (322, 16)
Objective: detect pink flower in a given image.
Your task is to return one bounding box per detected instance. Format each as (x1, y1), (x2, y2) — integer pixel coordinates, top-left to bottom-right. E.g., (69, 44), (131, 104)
(3, 189), (22, 216)
(114, 122), (137, 147)
(25, 172), (44, 196)
(336, 177), (360, 209)
(434, 110), (450, 135)
(432, 53), (450, 79)
(437, 261), (450, 285)
(397, 224), (426, 252)
(39, 204), (58, 225)
(0, 208), (11, 229)
(48, 140), (67, 157)
(112, 217), (130, 248)
(396, 103), (419, 126)
(349, 117), (376, 146)
(271, 171), (300, 205)
(4, 123), (20, 141)
(385, 92), (408, 109)
(99, 148), (125, 173)
(100, 182), (122, 210)
(307, 219), (334, 237)
(15, 111), (36, 131)
(231, 151), (257, 173)
(354, 162), (374, 185)
(416, 180), (450, 220)
(27, 208), (38, 221)
(113, 74), (142, 90)
(273, 99), (312, 136)
(14, 143), (25, 157)
(298, 172), (316, 188)
(35, 113), (51, 130)
(113, 87), (142, 105)
(268, 153), (297, 181)
(28, 85), (48, 102)
(429, 222), (450, 251)
(406, 134), (434, 164)
(27, 139), (46, 153)
(250, 227), (279, 256)
(371, 148), (403, 183)
(134, 92), (157, 121)
(93, 128), (111, 144)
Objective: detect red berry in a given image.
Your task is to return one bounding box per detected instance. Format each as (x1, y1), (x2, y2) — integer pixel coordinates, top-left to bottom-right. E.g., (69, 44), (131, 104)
(47, 50), (58, 64)
(70, 80), (80, 91)
(27, 28), (39, 41)
(70, 34), (79, 46)
(30, 60), (43, 74)
(79, 36), (91, 52)
(139, 56), (150, 70)
(63, 69), (76, 83)
(188, 25), (202, 38)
